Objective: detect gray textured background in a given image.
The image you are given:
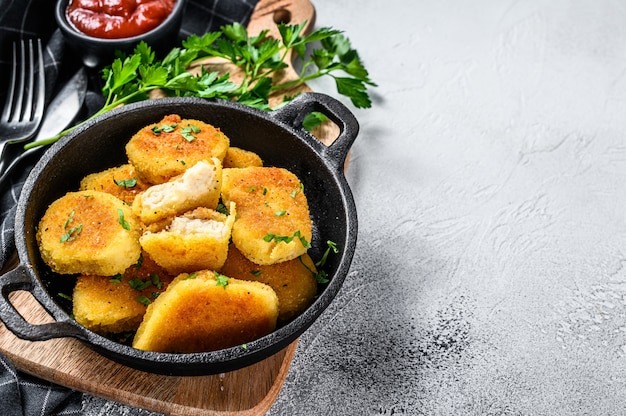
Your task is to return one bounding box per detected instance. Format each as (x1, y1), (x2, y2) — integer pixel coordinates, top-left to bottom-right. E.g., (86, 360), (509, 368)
(87, 0), (626, 414)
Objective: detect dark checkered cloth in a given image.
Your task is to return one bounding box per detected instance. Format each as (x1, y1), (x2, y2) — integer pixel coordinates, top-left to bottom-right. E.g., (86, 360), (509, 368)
(0, 0), (259, 414)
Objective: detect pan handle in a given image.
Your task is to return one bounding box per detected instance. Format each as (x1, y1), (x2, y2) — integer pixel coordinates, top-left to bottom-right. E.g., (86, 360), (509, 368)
(0, 264), (84, 341)
(271, 92), (360, 172)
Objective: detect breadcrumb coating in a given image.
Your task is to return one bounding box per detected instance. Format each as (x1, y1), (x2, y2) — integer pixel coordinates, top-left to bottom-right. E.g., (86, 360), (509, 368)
(221, 167), (313, 265)
(36, 190), (142, 276)
(222, 146), (263, 168)
(126, 114), (229, 184)
(132, 270), (279, 353)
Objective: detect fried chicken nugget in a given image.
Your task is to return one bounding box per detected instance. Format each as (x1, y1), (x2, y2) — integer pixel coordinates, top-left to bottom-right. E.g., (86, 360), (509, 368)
(72, 252), (174, 335)
(36, 190), (142, 276)
(221, 167), (312, 265)
(220, 244), (318, 321)
(139, 204), (236, 275)
(132, 158), (222, 225)
(132, 270), (279, 353)
(79, 164), (151, 204)
(222, 146), (263, 168)
(126, 114), (230, 184)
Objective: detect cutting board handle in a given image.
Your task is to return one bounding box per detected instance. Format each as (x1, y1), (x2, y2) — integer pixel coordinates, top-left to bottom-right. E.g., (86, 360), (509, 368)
(271, 92), (360, 173)
(0, 264), (84, 341)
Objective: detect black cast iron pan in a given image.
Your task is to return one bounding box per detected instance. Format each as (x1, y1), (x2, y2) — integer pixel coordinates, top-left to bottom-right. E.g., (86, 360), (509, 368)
(0, 93), (358, 376)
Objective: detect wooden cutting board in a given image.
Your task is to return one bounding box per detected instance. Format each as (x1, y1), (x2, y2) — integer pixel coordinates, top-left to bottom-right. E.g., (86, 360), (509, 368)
(0, 1), (333, 415)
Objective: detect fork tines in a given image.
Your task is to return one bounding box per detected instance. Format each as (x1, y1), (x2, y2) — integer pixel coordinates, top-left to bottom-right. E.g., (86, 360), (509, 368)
(2, 39), (45, 124)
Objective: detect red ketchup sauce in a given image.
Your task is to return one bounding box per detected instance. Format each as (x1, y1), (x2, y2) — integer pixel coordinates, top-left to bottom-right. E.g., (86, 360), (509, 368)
(66, 0), (176, 39)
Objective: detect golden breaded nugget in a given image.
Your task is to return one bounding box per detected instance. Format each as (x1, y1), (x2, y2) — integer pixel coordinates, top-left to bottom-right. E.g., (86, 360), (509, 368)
(139, 204), (236, 275)
(131, 158), (222, 225)
(79, 164), (151, 204)
(221, 167), (312, 265)
(73, 253), (174, 334)
(37, 190), (142, 276)
(222, 146), (263, 168)
(220, 244), (318, 321)
(132, 270), (279, 353)
(126, 114), (230, 184)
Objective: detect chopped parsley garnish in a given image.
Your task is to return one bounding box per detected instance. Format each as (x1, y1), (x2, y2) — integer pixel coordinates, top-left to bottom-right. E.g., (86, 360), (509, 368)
(300, 240), (338, 284)
(117, 209), (131, 230)
(136, 295), (151, 306)
(60, 210), (83, 243)
(135, 253), (144, 269)
(181, 124), (201, 141)
(314, 270), (330, 284)
(275, 210), (287, 216)
(58, 292), (72, 301)
(129, 277), (152, 291)
(151, 123), (178, 134)
(64, 210), (75, 228)
(114, 177), (138, 188)
(60, 224), (83, 243)
(264, 230), (311, 249)
(316, 240), (339, 269)
(110, 274), (123, 284)
(150, 273), (163, 289)
(215, 271), (229, 288)
(184, 272), (198, 280)
(216, 203), (229, 215)
(250, 270), (262, 277)
(290, 183), (304, 198)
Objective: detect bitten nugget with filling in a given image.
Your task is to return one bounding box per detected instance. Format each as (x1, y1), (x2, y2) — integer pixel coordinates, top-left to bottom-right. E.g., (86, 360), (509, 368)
(139, 204), (236, 275)
(79, 164), (151, 204)
(132, 270), (279, 353)
(221, 167), (312, 265)
(126, 114), (230, 184)
(222, 146), (263, 168)
(132, 158), (222, 225)
(72, 252), (174, 335)
(220, 244), (318, 321)
(36, 190), (142, 276)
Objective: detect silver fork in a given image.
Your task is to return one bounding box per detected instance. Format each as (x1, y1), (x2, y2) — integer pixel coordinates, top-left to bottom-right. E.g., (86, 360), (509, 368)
(0, 39), (45, 158)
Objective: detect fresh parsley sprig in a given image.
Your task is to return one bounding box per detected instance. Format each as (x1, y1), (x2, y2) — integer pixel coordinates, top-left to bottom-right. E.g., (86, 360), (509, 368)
(25, 21), (374, 150)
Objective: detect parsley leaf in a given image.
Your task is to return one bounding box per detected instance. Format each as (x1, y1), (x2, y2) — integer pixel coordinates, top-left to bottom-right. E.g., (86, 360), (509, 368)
(152, 123), (178, 134)
(60, 224), (83, 243)
(136, 295), (151, 306)
(117, 209), (131, 230)
(264, 230), (311, 249)
(129, 277), (152, 291)
(215, 271), (229, 288)
(181, 124), (201, 141)
(303, 111), (329, 131)
(150, 273), (163, 289)
(110, 274), (123, 284)
(114, 177), (137, 188)
(316, 240), (339, 268)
